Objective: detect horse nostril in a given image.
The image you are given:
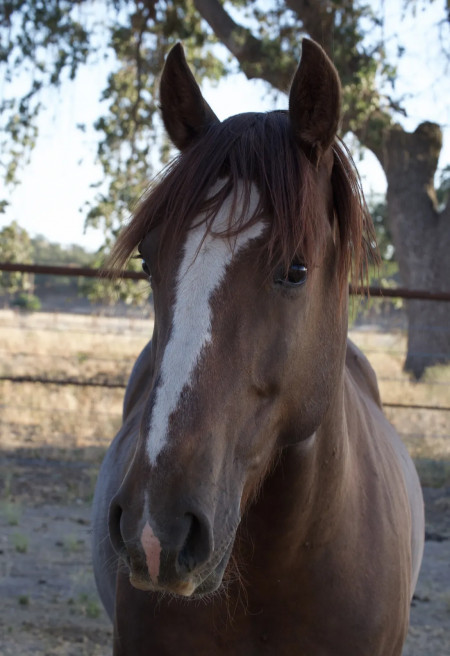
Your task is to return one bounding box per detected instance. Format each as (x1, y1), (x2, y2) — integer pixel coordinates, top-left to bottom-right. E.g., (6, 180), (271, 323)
(108, 498), (126, 557)
(177, 512), (213, 575)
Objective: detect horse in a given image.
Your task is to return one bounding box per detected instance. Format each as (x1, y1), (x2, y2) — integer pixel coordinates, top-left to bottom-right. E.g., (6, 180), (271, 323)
(92, 39), (424, 655)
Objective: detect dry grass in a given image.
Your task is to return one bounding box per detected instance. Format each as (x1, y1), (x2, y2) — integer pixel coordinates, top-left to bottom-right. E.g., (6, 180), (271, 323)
(0, 310), (448, 468)
(0, 310), (151, 456)
(349, 329), (450, 462)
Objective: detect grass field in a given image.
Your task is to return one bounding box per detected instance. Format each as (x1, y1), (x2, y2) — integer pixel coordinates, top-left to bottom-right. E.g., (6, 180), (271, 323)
(0, 308), (449, 473)
(349, 328), (450, 466)
(0, 310), (151, 458)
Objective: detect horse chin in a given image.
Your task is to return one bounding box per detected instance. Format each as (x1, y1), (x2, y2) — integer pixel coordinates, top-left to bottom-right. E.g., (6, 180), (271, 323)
(128, 540), (234, 599)
(128, 566), (224, 598)
(127, 568), (197, 596)
(190, 542), (234, 598)
(174, 539), (235, 599)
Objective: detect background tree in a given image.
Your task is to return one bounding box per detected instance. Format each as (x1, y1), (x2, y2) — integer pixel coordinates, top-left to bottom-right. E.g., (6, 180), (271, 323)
(1, 0), (449, 376)
(0, 221), (33, 305)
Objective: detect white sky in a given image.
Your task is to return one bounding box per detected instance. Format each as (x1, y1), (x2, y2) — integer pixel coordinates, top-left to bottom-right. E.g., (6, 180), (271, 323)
(1, 0), (449, 251)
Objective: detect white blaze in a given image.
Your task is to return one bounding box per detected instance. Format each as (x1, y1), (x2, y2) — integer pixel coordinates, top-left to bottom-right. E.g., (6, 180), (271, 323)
(146, 181), (264, 464)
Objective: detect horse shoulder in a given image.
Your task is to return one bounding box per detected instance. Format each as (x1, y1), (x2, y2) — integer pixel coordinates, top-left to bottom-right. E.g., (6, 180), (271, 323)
(345, 338), (382, 408)
(344, 338), (424, 598)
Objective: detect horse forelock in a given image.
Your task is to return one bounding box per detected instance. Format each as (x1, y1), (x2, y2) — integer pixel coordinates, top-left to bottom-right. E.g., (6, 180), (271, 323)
(110, 111), (376, 293)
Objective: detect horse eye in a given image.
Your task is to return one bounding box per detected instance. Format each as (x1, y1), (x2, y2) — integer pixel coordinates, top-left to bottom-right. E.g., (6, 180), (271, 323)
(141, 259), (151, 279)
(275, 262), (307, 287)
(287, 263), (307, 285)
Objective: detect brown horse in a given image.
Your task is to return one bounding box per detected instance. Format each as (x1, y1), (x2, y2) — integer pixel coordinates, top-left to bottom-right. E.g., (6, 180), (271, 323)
(92, 39), (424, 655)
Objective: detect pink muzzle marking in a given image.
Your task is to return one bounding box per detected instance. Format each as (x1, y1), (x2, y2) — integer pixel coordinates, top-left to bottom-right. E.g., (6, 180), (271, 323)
(141, 521), (161, 582)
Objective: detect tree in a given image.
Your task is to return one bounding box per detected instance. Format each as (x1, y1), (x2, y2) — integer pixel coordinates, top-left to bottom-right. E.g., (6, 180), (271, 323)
(0, 221), (33, 304)
(1, 0), (449, 377)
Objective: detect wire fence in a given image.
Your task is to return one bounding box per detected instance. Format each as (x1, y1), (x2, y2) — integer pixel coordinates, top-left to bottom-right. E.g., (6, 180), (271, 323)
(0, 263), (449, 460)
(0, 375), (449, 413)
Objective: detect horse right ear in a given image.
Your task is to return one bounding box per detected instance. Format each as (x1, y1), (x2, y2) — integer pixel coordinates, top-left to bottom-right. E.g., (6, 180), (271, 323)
(160, 43), (219, 152)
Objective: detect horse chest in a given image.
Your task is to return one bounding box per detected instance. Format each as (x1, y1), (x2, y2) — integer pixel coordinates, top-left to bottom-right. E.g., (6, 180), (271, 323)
(113, 560), (407, 656)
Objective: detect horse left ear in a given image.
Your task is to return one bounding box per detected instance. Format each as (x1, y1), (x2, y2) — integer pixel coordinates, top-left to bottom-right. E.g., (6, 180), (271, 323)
(160, 43), (220, 151)
(289, 39), (341, 167)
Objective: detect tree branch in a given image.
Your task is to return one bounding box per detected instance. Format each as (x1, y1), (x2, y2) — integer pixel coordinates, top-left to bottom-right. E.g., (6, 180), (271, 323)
(193, 0), (295, 90)
(284, 0), (334, 48)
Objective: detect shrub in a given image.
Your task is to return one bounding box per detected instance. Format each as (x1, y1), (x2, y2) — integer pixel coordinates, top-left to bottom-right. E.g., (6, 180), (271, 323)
(11, 293), (42, 311)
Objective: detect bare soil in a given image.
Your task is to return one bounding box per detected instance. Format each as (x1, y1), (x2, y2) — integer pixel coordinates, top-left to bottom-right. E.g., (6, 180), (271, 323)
(0, 450), (111, 655)
(0, 449), (449, 656)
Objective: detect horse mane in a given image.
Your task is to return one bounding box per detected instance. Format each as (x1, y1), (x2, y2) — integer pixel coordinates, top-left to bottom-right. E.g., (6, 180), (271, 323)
(110, 111), (376, 292)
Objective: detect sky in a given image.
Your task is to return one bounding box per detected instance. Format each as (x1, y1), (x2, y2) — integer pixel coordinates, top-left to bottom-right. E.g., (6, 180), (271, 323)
(1, 1), (449, 252)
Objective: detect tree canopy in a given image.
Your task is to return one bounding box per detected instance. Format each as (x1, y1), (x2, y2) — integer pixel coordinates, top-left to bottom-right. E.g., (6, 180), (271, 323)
(1, 1), (445, 240)
(1, 0), (449, 375)
(0, 220), (32, 301)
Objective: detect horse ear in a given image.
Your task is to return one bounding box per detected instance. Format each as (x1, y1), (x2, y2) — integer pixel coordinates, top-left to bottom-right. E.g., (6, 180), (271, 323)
(288, 39), (341, 166)
(160, 43), (219, 151)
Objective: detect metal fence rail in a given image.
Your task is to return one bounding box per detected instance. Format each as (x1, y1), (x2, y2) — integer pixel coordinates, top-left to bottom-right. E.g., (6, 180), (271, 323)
(1, 262), (450, 301)
(0, 262), (144, 280)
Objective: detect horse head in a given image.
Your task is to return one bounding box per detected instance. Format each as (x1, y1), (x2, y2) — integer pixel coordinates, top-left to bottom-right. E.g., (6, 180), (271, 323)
(108, 39), (371, 598)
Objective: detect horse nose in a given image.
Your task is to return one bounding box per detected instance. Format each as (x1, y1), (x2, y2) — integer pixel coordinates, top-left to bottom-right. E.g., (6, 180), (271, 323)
(108, 494), (214, 580)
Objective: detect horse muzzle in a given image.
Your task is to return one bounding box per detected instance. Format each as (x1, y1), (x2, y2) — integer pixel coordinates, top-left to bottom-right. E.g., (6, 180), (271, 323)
(108, 493), (238, 597)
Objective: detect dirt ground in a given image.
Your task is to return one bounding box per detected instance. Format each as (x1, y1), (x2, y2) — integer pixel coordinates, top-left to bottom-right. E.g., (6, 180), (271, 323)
(0, 450), (449, 656)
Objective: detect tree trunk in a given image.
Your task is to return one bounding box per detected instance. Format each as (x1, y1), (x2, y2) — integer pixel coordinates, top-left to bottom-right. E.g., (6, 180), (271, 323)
(384, 122), (450, 378)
